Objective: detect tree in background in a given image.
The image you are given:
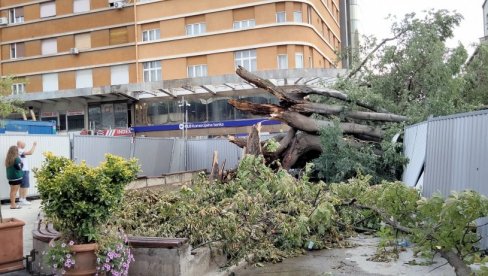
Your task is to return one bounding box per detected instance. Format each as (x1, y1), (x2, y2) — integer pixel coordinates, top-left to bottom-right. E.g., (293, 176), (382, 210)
(343, 10), (470, 123)
(314, 10), (483, 182)
(0, 76), (24, 119)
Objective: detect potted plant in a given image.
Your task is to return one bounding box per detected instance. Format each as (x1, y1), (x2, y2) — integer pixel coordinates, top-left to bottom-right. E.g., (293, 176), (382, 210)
(0, 203), (26, 273)
(35, 153), (139, 275)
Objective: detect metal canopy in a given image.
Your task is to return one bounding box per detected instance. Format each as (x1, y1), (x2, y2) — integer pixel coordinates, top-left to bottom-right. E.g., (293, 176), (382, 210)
(8, 68), (346, 104)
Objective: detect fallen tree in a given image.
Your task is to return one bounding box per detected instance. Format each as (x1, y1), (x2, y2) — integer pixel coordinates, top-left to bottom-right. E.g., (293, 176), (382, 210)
(227, 66), (407, 181)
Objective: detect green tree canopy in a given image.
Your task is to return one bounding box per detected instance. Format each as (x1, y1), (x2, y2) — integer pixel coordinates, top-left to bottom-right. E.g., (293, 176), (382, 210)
(340, 10), (474, 123)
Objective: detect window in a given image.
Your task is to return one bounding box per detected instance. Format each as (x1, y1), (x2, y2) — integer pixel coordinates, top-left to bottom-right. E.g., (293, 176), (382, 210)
(40, 1), (56, 18)
(9, 7), (24, 24)
(293, 11), (302, 22)
(75, 33), (91, 50)
(235, 50), (257, 72)
(73, 0), (90, 13)
(142, 29), (160, 42)
(11, 83), (25, 95)
(111, 65), (129, 85)
(187, 65), (208, 78)
(67, 111), (85, 131)
(307, 6), (312, 24)
(10, 43), (25, 59)
(76, 69), (93, 88)
(143, 61), (162, 82)
(277, 54), (288, 69)
(233, 19), (255, 29)
(114, 103), (128, 128)
(42, 73), (59, 92)
(186, 23), (206, 36)
(89, 103), (128, 129)
(276, 11), (286, 23)
(109, 27), (129, 45)
(295, 53), (304, 69)
(41, 38), (57, 55)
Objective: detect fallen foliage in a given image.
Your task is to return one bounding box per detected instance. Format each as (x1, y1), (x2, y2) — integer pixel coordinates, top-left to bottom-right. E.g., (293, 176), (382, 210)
(115, 156), (488, 275)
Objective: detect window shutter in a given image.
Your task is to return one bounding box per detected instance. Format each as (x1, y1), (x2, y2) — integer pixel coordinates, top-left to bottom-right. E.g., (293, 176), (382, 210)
(76, 69), (93, 88)
(73, 0), (90, 13)
(75, 33), (91, 50)
(40, 1), (56, 18)
(111, 65), (129, 85)
(15, 7), (24, 17)
(109, 27), (129, 45)
(42, 73), (59, 92)
(41, 38), (57, 55)
(16, 43), (25, 57)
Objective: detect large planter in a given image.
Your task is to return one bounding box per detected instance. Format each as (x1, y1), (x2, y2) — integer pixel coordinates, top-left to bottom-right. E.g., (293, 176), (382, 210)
(0, 217), (25, 273)
(65, 243), (98, 276)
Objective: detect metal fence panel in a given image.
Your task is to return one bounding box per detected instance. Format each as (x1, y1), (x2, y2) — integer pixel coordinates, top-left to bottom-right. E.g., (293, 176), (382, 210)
(133, 137), (174, 176)
(402, 122), (427, 188)
(186, 138), (242, 172)
(72, 135), (132, 167)
(420, 110), (488, 249)
(170, 139), (186, 173)
(0, 134), (70, 199)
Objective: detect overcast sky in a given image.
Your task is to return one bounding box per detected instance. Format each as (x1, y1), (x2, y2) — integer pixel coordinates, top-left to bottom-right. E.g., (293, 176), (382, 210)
(358, 0), (485, 54)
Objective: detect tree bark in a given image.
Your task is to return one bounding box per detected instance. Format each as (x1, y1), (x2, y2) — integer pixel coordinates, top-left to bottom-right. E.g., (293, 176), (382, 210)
(273, 111), (385, 139)
(228, 99), (284, 116)
(284, 86), (389, 113)
(245, 123), (262, 156)
(273, 128), (296, 157)
(236, 66), (301, 104)
(280, 132), (322, 169)
(290, 102), (407, 122)
(439, 250), (472, 276)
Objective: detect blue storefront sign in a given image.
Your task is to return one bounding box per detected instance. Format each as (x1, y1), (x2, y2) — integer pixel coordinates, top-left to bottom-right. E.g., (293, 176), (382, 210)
(132, 118), (281, 133)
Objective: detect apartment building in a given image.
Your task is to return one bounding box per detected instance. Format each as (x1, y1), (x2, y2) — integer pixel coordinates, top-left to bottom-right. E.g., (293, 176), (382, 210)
(0, 0), (346, 137)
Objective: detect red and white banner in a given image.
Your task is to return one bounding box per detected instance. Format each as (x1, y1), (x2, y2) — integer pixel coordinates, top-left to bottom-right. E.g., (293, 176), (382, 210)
(96, 128), (132, 136)
(79, 128), (132, 136)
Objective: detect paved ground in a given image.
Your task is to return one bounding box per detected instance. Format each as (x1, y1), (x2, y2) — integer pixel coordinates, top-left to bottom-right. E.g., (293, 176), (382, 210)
(232, 236), (456, 276)
(1, 199), (41, 275)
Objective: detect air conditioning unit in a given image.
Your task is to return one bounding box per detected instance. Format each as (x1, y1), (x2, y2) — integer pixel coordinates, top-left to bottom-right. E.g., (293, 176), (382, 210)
(70, 48), (79, 55)
(113, 1), (124, 9)
(0, 17), (8, 26)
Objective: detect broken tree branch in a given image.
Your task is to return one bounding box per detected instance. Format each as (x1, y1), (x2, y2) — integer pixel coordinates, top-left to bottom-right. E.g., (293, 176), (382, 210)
(347, 30), (408, 79)
(353, 203), (472, 276)
(284, 86), (388, 113)
(236, 66), (301, 104)
(290, 102), (407, 122)
(274, 111), (385, 139)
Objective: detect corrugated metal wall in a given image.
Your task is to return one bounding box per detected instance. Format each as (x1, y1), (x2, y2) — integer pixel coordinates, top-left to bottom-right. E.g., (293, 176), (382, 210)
(404, 110), (488, 249)
(72, 136), (244, 176)
(186, 138), (242, 171)
(402, 122), (427, 189)
(72, 136), (132, 167)
(423, 111), (488, 198)
(133, 137), (174, 176)
(0, 135), (70, 199)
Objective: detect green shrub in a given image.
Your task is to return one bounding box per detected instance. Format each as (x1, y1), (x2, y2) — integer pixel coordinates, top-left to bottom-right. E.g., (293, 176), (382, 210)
(35, 153), (139, 243)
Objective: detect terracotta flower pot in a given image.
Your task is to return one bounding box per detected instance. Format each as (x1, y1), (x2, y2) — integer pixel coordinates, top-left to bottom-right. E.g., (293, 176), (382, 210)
(0, 217), (25, 273)
(65, 243), (98, 276)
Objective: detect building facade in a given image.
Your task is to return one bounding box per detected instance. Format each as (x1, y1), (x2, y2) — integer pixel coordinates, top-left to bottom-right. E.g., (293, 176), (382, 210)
(0, 0), (344, 136)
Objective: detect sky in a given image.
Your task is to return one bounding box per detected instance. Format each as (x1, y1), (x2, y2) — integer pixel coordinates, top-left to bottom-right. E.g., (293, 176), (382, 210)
(358, 0), (485, 54)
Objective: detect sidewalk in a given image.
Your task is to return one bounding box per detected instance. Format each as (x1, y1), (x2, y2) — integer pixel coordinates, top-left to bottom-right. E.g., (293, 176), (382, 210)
(1, 200), (42, 275)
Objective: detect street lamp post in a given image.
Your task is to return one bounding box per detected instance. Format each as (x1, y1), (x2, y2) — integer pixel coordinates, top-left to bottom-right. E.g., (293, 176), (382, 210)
(178, 97), (190, 170)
